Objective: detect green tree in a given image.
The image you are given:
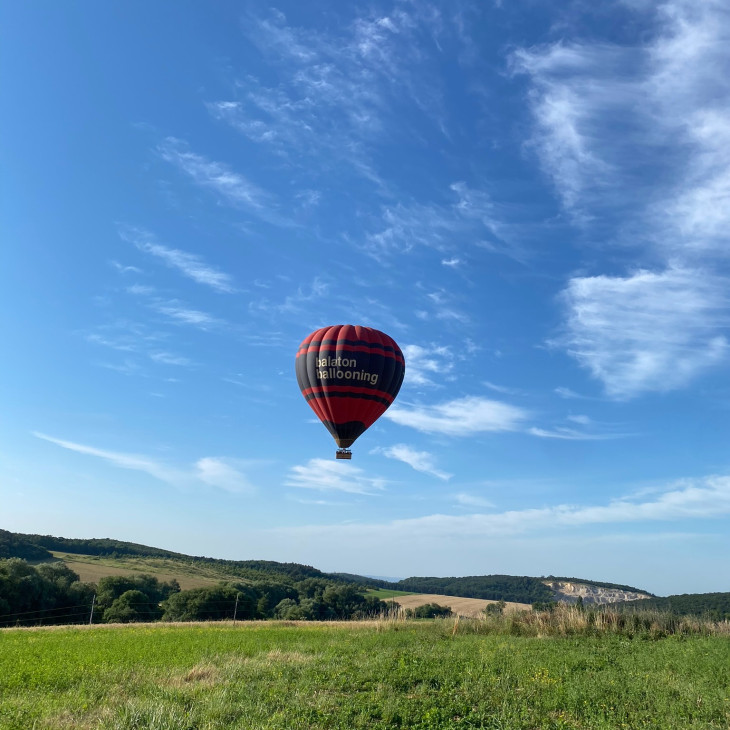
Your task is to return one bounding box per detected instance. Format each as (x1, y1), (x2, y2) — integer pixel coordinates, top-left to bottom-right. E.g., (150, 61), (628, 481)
(104, 590), (160, 623)
(406, 603), (453, 619)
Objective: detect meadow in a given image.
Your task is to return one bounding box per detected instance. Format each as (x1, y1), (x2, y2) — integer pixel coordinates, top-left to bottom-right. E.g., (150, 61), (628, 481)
(1, 611), (729, 730)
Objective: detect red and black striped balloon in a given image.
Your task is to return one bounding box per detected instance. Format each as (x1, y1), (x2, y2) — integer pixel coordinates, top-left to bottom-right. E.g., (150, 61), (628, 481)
(296, 325), (406, 449)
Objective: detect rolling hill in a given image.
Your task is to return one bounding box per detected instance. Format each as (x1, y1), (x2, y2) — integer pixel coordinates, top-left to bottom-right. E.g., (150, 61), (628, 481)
(2, 529), (658, 605)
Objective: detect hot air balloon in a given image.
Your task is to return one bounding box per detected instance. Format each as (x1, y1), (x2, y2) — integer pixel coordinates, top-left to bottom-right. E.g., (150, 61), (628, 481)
(296, 325), (405, 459)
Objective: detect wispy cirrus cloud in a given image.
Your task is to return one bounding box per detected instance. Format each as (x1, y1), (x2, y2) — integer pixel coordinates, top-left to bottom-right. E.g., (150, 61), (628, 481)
(157, 137), (288, 225)
(148, 351), (192, 367)
(213, 5), (450, 161)
(515, 1), (730, 397)
(270, 473), (730, 539)
(556, 266), (729, 399)
(385, 396), (529, 436)
(153, 301), (224, 330)
(453, 492), (494, 509)
(285, 458), (386, 495)
(365, 182), (515, 260)
(401, 344), (453, 387)
(249, 277), (329, 319)
(376, 443), (451, 480)
(528, 427), (618, 441)
(119, 226), (235, 293)
(33, 433), (254, 493)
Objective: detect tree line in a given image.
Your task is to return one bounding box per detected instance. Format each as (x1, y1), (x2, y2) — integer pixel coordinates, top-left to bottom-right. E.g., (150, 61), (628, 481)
(0, 558), (389, 627)
(393, 575), (557, 603)
(614, 592), (730, 621)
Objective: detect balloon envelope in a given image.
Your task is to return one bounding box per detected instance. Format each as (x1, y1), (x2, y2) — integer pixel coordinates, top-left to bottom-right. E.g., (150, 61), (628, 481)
(296, 325), (405, 449)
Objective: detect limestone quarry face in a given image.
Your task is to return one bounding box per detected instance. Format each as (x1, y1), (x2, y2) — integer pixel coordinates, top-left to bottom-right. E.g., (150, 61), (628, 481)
(544, 580), (652, 605)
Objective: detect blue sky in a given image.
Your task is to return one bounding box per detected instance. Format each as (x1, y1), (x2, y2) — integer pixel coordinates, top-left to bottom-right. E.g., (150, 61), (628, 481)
(3, 0), (730, 596)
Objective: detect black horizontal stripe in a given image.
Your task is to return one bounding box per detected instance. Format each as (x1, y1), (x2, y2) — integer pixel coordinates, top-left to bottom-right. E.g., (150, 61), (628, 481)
(302, 337), (402, 354)
(305, 391), (391, 407)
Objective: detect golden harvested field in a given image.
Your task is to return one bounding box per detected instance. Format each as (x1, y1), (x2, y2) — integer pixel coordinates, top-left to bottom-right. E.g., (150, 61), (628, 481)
(390, 593), (531, 617)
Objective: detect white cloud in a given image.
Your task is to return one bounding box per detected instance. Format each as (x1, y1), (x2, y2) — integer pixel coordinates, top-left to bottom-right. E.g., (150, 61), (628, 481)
(120, 227), (235, 293)
(250, 277), (329, 318)
(567, 414), (591, 425)
(195, 458), (255, 494)
(365, 183), (514, 261)
(270, 473), (730, 540)
(285, 458), (386, 495)
(554, 386), (585, 399)
(513, 1), (730, 246)
(385, 396), (529, 436)
(33, 433), (254, 494)
(377, 443), (451, 480)
(157, 138), (283, 223)
(528, 427), (614, 441)
(558, 266), (729, 398)
(454, 493), (495, 508)
(126, 284), (156, 296)
(154, 301), (223, 330)
(483, 381), (522, 396)
(110, 260), (142, 274)
(401, 344), (452, 387)
(149, 351), (192, 367)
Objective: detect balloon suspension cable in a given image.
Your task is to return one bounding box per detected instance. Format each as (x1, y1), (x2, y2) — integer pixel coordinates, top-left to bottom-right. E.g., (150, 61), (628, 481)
(336, 448), (352, 460)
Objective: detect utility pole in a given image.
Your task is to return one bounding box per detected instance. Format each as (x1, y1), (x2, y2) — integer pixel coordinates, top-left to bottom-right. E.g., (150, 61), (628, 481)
(89, 594), (96, 625)
(233, 594), (240, 623)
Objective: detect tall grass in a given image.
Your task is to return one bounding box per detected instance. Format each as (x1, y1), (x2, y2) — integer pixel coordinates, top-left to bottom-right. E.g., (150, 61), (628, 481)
(373, 601), (730, 638)
(431, 603), (730, 639)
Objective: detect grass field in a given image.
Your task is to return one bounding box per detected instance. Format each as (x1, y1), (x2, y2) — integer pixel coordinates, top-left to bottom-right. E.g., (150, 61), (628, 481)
(2, 618), (729, 729)
(50, 552), (238, 590)
(367, 588), (415, 599)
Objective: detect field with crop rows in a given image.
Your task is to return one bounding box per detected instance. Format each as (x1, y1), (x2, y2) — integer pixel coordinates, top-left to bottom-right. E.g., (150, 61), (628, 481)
(1, 616), (729, 729)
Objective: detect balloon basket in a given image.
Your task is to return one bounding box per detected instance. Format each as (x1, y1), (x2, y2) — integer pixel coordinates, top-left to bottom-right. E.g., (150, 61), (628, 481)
(335, 449), (352, 460)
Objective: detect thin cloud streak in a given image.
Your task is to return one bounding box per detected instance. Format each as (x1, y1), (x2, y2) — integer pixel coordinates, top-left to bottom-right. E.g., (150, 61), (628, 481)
(120, 227), (235, 293)
(377, 444), (451, 480)
(157, 137), (290, 226)
(33, 432), (254, 494)
(269, 473), (730, 539)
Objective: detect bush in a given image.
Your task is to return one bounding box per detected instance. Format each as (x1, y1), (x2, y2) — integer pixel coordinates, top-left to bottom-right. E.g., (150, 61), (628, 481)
(406, 603), (453, 619)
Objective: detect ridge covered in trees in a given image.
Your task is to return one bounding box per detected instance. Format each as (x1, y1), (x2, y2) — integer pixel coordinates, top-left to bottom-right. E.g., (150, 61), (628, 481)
(392, 576), (557, 603)
(3, 531), (655, 606)
(615, 592), (730, 621)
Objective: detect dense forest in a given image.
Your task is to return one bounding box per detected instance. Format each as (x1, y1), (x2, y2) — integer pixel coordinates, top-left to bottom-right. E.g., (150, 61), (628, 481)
(393, 575), (557, 603)
(615, 592), (730, 621)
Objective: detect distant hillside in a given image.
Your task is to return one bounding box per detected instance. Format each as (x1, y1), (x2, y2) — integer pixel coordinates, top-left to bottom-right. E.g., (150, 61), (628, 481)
(7, 532), (338, 586)
(4, 531), (655, 605)
(616, 592), (730, 621)
(0, 530), (52, 561)
(383, 575), (653, 605)
(392, 575), (556, 604)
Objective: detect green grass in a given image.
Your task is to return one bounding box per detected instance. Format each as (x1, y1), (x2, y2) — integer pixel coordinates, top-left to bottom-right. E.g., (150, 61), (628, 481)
(367, 588), (415, 599)
(1, 619), (729, 729)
